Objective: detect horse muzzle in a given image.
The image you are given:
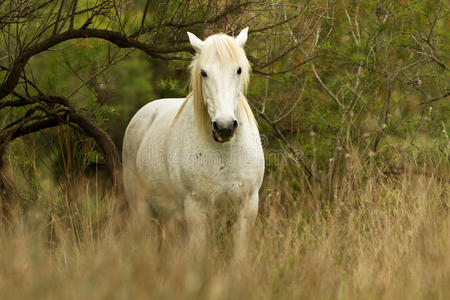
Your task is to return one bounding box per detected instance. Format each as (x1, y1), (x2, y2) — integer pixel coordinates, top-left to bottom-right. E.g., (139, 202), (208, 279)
(212, 119), (238, 143)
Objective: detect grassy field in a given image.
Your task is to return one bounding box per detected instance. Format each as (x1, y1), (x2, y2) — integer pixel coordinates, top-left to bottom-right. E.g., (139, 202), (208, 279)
(0, 153), (448, 300)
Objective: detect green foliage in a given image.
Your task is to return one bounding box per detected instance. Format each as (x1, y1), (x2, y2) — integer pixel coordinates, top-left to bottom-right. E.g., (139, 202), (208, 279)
(1, 0), (448, 206)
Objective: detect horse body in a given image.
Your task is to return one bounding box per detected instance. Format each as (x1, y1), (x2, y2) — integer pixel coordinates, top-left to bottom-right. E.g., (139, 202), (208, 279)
(123, 28), (264, 256)
(124, 96), (263, 214)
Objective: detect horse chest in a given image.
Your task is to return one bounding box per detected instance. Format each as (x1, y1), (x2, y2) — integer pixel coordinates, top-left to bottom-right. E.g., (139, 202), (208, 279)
(171, 140), (262, 203)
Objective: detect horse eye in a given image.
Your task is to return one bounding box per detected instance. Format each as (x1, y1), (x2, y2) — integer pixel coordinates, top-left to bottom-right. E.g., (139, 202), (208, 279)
(201, 70), (207, 77)
(237, 67), (242, 75)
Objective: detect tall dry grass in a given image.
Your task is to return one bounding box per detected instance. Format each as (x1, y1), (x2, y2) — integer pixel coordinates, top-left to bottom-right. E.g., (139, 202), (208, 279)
(0, 152), (448, 299)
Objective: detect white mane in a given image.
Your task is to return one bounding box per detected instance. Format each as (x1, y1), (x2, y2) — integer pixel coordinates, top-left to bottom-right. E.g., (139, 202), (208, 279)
(173, 33), (257, 131)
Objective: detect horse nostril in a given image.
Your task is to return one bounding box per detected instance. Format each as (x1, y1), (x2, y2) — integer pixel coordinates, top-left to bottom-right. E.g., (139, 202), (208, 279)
(213, 121), (219, 130)
(233, 120), (238, 129)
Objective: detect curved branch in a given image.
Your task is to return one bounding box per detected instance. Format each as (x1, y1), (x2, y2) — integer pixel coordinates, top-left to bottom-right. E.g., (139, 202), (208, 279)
(1, 93), (122, 192)
(67, 109), (122, 192)
(0, 99), (33, 109)
(11, 117), (60, 140)
(0, 28), (187, 101)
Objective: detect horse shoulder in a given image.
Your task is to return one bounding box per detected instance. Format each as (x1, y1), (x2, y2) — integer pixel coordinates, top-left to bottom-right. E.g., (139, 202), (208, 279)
(123, 98), (186, 198)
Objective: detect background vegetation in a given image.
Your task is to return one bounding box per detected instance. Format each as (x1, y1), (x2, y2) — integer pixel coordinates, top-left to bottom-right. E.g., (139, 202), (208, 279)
(0, 0), (448, 299)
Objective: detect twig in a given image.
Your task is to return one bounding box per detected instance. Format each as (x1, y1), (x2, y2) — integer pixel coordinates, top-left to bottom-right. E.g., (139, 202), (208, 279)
(274, 77), (307, 123)
(420, 91), (450, 105)
(69, 0), (78, 30)
(139, 0), (151, 34)
(67, 48), (135, 98)
(311, 63), (345, 110)
(253, 55), (318, 76)
(372, 78), (391, 154)
(53, 0), (65, 35)
(248, 99), (313, 179)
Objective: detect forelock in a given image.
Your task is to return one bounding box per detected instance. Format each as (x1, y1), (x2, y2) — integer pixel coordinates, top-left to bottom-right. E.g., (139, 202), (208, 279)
(199, 34), (250, 73)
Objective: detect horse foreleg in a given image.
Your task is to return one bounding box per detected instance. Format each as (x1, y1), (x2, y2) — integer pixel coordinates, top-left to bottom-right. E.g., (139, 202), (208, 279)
(184, 195), (208, 257)
(233, 191), (259, 262)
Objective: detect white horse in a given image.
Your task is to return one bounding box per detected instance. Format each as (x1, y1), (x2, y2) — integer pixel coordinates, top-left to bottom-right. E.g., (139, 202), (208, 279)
(122, 28), (264, 257)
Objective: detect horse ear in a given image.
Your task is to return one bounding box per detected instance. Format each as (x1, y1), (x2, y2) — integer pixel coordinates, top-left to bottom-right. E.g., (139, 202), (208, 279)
(234, 27), (249, 48)
(187, 32), (204, 53)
